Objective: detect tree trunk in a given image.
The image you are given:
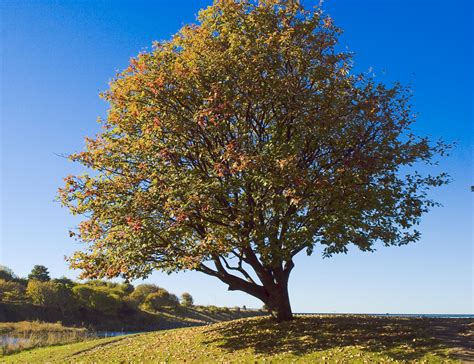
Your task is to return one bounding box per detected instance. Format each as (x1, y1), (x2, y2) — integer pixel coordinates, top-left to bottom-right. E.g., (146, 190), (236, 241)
(266, 282), (293, 322)
(200, 256), (295, 322)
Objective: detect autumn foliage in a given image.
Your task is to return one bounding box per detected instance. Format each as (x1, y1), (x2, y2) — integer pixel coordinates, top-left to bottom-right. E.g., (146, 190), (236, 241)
(59, 0), (449, 321)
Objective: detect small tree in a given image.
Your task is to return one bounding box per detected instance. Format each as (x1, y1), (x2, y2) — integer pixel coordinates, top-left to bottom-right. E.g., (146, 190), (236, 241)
(28, 265), (50, 282)
(180, 292), (194, 307)
(0, 266), (16, 281)
(60, 0), (450, 321)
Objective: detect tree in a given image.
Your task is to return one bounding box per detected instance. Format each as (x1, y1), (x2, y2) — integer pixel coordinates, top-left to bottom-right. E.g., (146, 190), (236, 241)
(0, 266), (16, 281)
(181, 292), (194, 307)
(59, 0), (449, 321)
(28, 265), (50, 282)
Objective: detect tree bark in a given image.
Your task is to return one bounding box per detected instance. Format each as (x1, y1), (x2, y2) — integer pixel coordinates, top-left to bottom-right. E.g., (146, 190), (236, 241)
(198, 257), (295, 322)
(265, 280), (293, 322)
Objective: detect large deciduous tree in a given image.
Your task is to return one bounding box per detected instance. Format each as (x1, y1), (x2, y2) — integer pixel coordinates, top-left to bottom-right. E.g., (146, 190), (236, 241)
(59, 0), (449, 321)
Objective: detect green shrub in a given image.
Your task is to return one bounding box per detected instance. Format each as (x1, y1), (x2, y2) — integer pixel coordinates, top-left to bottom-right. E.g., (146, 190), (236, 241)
(142, 289), (178, 311)
(0, 279), (25, 302)
(26, 281), (57, 305)
(129, 284), (160, 304)
(118, 283), (134, 295)
(206, 305), (218, 313)
(26, 281), (75, 310)
(180, 292), (193, 307)
(72, 285), (121, 315)
(52, 277), (75, 289)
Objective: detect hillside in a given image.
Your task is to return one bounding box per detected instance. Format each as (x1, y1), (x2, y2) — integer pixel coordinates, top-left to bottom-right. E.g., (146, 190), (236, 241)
(3, 315), (471, 363)
(0, 302), (264, 331)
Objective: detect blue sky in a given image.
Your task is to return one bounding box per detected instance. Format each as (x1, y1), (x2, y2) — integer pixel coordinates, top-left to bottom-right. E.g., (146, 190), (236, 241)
(1, 0), (472, 313)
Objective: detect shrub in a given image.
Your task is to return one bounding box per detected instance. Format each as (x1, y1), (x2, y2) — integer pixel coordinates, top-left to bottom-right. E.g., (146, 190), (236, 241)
(206, 305), (218, 313)
(26, 281), (75, 310)
(129, 284), (160, 304)
(72, 285), (121, 315)
(26, 281), (58, 305)
(118, 283), (134, 295)
(0, 279), (25, 302)
(180, 292), (193, 307)
(52, 277), (75, 289)
(72, 285), (95, 304)
(142, 289), (177, 311)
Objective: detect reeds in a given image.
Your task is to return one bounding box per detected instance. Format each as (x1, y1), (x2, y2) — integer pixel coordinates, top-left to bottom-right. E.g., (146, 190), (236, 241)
(0, 321), (96, 355)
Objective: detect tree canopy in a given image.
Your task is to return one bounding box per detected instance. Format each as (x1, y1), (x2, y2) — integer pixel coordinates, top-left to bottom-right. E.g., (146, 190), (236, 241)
(28, 265), (51, 282)
(59, 0), (449, 321)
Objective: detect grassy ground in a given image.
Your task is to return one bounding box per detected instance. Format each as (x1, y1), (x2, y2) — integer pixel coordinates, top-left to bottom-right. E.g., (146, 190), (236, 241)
(3, 315), (472, 363)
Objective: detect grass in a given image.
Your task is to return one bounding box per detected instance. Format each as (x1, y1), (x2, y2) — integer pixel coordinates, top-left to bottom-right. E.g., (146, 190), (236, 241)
(0, 321), (94, 355)
(3, 315), (472, 362)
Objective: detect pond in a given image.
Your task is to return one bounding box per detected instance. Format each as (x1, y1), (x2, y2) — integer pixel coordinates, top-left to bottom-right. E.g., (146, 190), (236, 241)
(0, 336), (29, 345)
(95, 331), (142, 338)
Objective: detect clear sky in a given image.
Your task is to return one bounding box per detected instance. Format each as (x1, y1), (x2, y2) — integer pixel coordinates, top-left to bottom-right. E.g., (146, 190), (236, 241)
(1, 0), (472, 313)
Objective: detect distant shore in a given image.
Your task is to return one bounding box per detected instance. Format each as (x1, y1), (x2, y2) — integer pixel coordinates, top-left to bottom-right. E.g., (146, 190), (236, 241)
(295, 313), (474, 319)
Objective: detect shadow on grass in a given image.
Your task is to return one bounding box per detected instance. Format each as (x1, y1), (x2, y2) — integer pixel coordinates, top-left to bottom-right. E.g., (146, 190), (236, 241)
(202, 315), (473, 361)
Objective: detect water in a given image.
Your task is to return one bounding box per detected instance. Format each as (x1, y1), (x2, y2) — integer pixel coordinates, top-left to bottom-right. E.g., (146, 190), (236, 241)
(95, 331), (142, 338)
(0, 331), (139, 348)
(295, 313), (474, 319)
(0, 336), (28, 345)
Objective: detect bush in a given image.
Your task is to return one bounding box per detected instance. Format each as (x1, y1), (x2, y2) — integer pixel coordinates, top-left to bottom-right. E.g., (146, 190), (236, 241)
(180, 292), (193, 307)
(118, 283), (134, 295)
(129, 284), (160, 304)
(142, 289), (178, 311)
(26, 281), (75, 311)
(72, 285), (121, 315)
(53, 277), (75, 289)
(0, 279), (25, 302)
(119, 296), (139, 314)
(206, 305), (218, 313)
(26, 281), (58, 305)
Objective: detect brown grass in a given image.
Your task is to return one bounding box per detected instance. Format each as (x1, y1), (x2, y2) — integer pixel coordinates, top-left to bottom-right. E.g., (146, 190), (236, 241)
(0, 321), (94, 355)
